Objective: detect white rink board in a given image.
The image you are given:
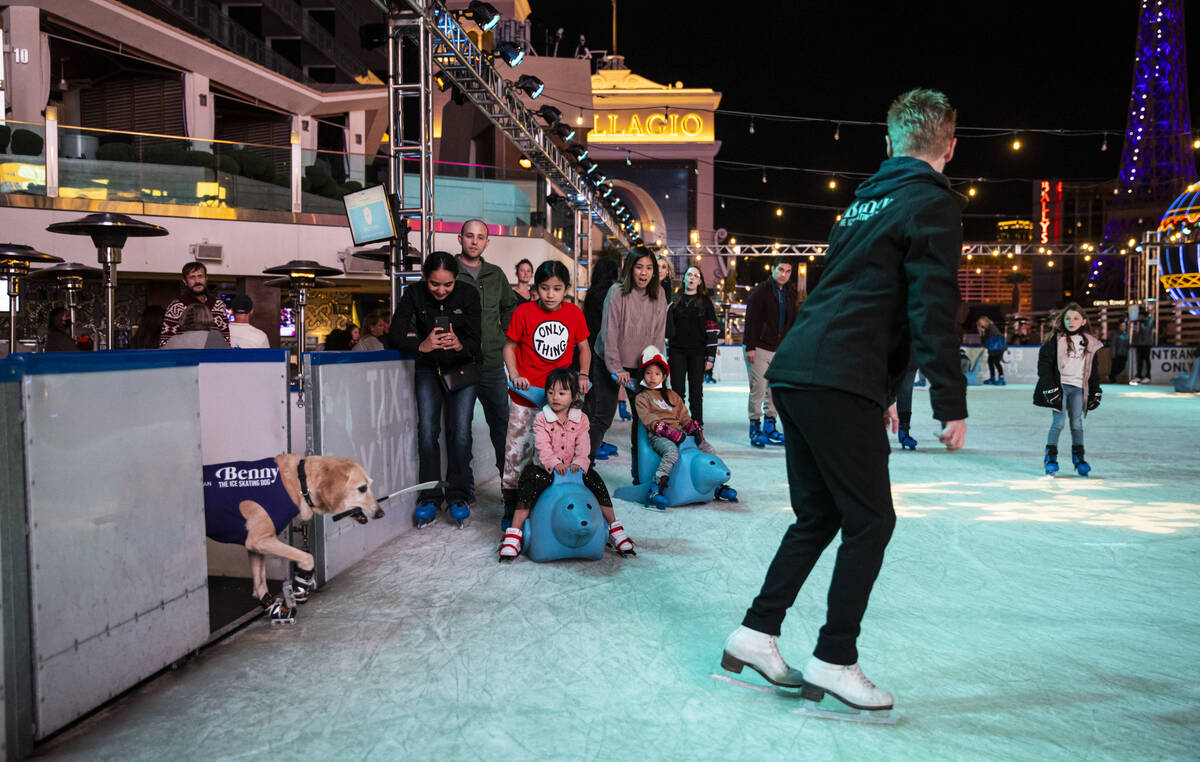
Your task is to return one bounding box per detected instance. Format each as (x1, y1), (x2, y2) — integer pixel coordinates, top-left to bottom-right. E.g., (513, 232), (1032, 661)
(306, 354), (418, 582)
(198, 354), (291, 578)
(22, 364), (209, 739)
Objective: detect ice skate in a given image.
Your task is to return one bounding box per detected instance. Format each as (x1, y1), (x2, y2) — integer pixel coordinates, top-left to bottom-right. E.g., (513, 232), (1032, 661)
(498, 527), (523, 562)
(606, 520), (636, 556)
(292, 566), (316, 603)
(646, 477), (669, 510)
(596, 441), (618, 460)
(447, 502), (470, 528)
(897, 428), (918, 450)
(1071, 445), (1091, 477)
(719, 625), (805, 688)
(715, 484), (738, 502)
(261, 591), (295, 625)
(982, 378), (995, 385)
(762, 417), (785, 445)
(617, 400), (632, 421)
(413, 500), (438, 528)
(1043, 445), (1059, 476)
(997, 377), (1006, 386)
(797, 657), (898, 724)
(749, 420), (768, 448)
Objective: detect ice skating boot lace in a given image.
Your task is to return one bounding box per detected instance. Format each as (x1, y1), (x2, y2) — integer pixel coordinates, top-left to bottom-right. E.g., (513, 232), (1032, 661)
(721, 626), (804, 687)
(804, 658), (894, 710)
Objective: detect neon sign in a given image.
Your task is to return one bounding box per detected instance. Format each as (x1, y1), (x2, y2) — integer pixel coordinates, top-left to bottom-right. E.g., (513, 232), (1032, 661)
(1038, 180), (1063, 244)
(589, 111), (713, 143)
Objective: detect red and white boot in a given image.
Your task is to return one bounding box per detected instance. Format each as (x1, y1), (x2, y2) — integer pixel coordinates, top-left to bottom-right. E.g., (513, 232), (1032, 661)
(607, 520), (636, 556)
(498, 527), (523, 562)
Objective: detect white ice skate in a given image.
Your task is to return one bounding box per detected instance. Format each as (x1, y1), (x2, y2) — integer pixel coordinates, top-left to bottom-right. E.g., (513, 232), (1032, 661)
(607, 521), (636, 556)
(796, 657), (899, 724)
(498, 527), (523, 562)
(718, 626), (805, 688)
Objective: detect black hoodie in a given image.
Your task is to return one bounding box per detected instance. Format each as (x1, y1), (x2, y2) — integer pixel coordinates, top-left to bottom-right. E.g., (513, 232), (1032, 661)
(765, 156), (967, 422)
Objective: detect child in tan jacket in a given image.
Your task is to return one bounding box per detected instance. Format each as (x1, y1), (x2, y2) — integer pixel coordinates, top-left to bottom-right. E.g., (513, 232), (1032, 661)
(635, 346), (733, 508)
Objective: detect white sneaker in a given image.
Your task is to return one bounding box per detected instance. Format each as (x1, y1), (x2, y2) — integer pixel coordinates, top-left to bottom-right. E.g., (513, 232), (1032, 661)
(721, 626), (804, 687)
(802, 657), (894, 710)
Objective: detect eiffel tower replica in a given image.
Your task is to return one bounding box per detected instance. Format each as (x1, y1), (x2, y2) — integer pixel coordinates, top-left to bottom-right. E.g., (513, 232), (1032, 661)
(1106, 0), (1196, 243)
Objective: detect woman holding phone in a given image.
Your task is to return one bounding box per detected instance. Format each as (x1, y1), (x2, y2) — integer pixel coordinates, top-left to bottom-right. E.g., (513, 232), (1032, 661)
(388, 251), (483, 528)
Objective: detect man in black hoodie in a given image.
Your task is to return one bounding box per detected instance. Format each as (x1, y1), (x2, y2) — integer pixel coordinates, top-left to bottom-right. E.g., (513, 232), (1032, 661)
(722, 89), (968, 714)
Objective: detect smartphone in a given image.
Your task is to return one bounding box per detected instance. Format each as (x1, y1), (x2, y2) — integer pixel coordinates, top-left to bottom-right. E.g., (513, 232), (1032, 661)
(433, 316), (450, 333)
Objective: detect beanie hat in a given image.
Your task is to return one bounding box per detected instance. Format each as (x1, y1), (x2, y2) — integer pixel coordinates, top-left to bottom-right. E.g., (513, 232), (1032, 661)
(639, 345), (669, 376)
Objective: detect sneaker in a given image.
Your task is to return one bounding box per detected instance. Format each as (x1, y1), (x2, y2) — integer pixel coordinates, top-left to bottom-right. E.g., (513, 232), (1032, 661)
(802, 657), (894, 710)
(498, 527), (523, 561)
(721, 625), (804, 687)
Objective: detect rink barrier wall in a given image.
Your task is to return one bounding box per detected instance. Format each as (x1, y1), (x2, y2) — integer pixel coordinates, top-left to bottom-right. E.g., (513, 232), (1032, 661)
(303, 351), (420, 585)
(0, 363), (32, 760)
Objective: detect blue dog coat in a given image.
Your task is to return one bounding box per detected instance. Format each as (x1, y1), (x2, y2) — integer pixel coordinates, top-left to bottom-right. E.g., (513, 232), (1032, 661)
(203, 458), (297, 544)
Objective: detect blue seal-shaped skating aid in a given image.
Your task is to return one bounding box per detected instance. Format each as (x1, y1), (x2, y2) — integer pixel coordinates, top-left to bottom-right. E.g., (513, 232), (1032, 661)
(508, 382), (545, 407)
(521, 470), (607, 562)
(613, 424), (732, 507)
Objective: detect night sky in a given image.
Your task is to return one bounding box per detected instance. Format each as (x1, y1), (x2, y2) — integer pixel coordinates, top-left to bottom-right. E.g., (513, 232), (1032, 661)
(527, 1), (1200, 243)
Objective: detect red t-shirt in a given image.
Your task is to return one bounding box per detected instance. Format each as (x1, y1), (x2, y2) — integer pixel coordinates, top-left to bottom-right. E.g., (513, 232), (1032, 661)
(506, 301), (589, 406)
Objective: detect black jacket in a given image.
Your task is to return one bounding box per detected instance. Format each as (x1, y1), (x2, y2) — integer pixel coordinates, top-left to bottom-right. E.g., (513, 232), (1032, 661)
(387, 280), (482, 371)
(765, 156), (967, 421)
(1033, 334), (1102, 411)
(667, 295), (718, 361)
(744, 279), (798, 352)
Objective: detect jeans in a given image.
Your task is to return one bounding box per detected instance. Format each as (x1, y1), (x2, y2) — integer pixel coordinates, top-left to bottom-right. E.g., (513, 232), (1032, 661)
(475, 366), (510, 474)
(414, 367), (476, 505)
(668, 349), (707, 425)
(1047, 384), (1085, 447)
(895, 360), (918, 430)
(742, 388), (895, 666)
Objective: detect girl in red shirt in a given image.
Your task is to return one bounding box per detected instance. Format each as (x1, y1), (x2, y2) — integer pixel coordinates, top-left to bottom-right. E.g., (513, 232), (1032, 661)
(501, 260), (592, 525)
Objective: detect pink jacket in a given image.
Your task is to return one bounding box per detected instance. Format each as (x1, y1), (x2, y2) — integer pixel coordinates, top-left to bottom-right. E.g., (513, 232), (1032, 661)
(534, 405), (591, 471)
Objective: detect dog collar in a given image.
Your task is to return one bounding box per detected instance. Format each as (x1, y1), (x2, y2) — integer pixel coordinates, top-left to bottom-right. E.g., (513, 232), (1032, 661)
(297, 459), (316, 508)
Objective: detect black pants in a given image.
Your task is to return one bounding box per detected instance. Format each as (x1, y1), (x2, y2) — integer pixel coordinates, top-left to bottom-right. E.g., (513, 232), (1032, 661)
(1109, 355), (1127, 382)
(742, 388), (896, 666)
(516, 464), (612, 508)
(987, 350), (1004, 379)
(585, 365), (618, 463)
(1135, 346), (1152, 378)
(668, 349), (707, 425)
(895, 360), (918, 430)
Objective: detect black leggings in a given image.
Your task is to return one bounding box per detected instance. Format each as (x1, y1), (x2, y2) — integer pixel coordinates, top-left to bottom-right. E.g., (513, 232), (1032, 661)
(668, 349), (707, 425)
(517, 464), (612, 509)
(1135, 346), (1152, 378)
(987, 350), (1005, 379)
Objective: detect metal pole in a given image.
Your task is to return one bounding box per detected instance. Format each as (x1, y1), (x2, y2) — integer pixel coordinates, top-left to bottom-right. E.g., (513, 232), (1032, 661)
(296, 286), (308, 396)
(6, 277), (17, 351)
(387, 14), (401, 316)
(419, 9), (435, 258)
(98, 245), (121, 350)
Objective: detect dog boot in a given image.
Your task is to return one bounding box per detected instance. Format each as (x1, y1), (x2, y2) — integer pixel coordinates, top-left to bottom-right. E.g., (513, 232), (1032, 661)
(715, 484), (739, 502)
(413, 500), (438, 528)
(607, 520), (636, 556)
(292, 567), (316, 603)
(498, 527), (523, 562)
(448, 502), (471, 528)
(261, 592), (295, 625)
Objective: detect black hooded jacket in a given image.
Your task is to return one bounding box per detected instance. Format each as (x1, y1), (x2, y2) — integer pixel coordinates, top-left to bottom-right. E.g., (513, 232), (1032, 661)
(765, 156), (967, 422)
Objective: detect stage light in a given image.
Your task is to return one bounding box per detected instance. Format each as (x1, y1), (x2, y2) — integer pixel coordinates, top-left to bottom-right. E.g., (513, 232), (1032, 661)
(968, 186), (977, 197)
(515, 75), (544, 98)
(1194, 138), (1200, 149)
(494, 41), (524, 66)
(458, 1), (500, 31)
(535, 105), (562, 125)
(828, 179), (837, 190)
(434, 70), (451, 92)
(568, 144), (589, 161)
(1011, 138), (1022, 151)
(552, 123), (576, 141)
(602, 186), (614, 198)
(626, 152), (632, 166)
(518, 156), (532, 169)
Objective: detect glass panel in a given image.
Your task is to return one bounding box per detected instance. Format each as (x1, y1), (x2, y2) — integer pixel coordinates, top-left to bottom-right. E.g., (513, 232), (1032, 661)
(57, 126), (292, 211)
(0, 120), (48, 195)
(300, 148), (359, 215)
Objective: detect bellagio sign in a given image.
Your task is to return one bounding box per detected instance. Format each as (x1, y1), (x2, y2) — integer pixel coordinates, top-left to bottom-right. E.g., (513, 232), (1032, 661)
(588, 111), (714, 143)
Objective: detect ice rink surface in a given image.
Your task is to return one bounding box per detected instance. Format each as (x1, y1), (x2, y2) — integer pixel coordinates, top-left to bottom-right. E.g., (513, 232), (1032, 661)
(44, 382), (1200, 760)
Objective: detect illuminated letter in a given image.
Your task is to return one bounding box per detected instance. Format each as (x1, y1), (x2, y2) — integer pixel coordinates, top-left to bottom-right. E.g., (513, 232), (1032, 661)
(627, 114), (644, 137)
(668, 112), (679, 135)
(592, 114), (608, 136)
(681, 113), (704, 137)
(645, 114), (667, 136)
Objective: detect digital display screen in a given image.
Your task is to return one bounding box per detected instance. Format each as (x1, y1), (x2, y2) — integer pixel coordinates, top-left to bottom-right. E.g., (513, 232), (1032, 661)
(280, 307), (296, 337)
(343, 184), (397, 246)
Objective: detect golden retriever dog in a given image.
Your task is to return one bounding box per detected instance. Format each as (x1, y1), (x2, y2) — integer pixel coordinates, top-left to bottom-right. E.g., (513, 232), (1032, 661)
(203, 454), (382, 618)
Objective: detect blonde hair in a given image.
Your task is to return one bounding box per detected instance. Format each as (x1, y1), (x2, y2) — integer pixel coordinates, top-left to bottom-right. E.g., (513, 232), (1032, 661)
(887, 88), (956, 157)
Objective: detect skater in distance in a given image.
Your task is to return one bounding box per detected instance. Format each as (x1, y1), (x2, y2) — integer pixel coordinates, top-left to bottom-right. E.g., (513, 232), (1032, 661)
(1034, 303), (1102, 477)
(723, 88), (968, 718)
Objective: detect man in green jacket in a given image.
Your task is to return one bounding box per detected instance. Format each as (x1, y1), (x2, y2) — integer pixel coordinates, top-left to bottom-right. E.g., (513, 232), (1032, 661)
(456, 219), (518, 487)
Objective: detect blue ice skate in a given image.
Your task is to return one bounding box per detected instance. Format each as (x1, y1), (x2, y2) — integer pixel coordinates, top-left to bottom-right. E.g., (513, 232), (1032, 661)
(413, 500), (438, 528)
(762, 417), (785, 445)
(618, 400), (633, 421)
(1071, 445), (1090, 477)
(646, 479), (669, 510)
(447, 502), (471, 527)
(897, 428), (918, 450)
(596, 441), (618, 459)
(1043, 445), (1059, 476)
(749, 420), (769, 448)
(715, 485), (738, 502)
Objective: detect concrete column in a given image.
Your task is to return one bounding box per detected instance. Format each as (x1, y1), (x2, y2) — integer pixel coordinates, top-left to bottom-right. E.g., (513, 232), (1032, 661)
(182, 72), (214, 150)
(292, 114), (318, 151)
(1, 6), (50, 123)
(346, 110), (366, 184)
